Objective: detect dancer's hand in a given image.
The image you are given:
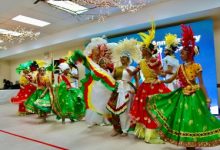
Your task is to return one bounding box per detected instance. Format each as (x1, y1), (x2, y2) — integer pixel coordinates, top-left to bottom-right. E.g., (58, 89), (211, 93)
(126, 68), (132, 75)
(30, 82), (37, 87)
(206, 98), (211, 108)
(40, 94), (44, 98)
(129, 90), (135, 94)
(154, 80), (162, 84)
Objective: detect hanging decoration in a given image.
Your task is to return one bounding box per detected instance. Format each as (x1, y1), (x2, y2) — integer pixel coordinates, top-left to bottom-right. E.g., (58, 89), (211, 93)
(34, 0), (154, 22)
(0, 26), (40, 50)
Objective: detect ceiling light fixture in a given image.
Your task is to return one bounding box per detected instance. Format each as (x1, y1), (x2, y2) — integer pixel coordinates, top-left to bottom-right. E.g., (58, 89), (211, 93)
(12, 15), (50, 27)
(47, 0), (88, 14)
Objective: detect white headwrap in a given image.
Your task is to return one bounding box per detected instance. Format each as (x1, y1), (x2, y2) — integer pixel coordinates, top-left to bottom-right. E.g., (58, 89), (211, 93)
(58, 63), (70, 72)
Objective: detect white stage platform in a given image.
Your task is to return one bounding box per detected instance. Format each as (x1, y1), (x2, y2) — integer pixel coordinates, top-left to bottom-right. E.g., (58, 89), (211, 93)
(0, 89), (19, 103)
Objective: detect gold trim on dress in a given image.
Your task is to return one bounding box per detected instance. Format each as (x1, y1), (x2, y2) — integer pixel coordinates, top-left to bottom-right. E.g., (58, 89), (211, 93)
(180, 65), (200, 95)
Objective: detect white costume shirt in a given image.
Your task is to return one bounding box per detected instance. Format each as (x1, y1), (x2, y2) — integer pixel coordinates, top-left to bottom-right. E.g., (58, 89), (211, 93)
(70, 68), (78, 88)
(163, 55), (180, 90)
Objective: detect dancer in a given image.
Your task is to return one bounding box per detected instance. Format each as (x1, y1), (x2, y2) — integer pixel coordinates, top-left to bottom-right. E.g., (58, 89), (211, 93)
(129, 23), (171, 143)
(64, 51), (79, 88)
(106, 39), (140, 136)
(69, 63), (79, 88)
(11, 61), (36, 115)
(163, 33), (180, 90)
(83, 37), (115, 127)
(68, 40), (117, 127)
(147, 25), (220, 150)
(25, 61), (53, 122)
(52, 62), (85, 124)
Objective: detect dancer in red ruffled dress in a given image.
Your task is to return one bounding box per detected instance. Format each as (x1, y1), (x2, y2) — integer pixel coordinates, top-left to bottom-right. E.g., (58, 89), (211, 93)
(129, 23), (170, 143)
(11, 61), (36, 115)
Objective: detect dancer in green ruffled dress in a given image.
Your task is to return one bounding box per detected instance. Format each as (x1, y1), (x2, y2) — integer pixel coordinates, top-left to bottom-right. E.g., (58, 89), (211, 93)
(52, 62), (85, 124)
(147, 25), (220, 150)
(25, 62), (53, 122)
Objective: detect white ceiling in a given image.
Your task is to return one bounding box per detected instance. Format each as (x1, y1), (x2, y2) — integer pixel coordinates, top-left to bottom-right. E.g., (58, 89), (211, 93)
(0, 0), (167, 50)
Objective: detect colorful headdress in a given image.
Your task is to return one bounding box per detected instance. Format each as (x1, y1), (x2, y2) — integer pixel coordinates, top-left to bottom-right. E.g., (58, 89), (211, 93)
(35, 60), (48, 68)
(16, 60), (33, 74)
(165, 33), (179, 52)
(181, 24), (196, 59)
(30, 61), (39, 71)
(138, 22), (156, 52)
(84, 37), (107, 56)
(64, 51), (75, 65)
(59, 58), (66, 63)
(83, 37), (114, 70)
(97, 42), (117, 65)
(112, 38), (141, 65)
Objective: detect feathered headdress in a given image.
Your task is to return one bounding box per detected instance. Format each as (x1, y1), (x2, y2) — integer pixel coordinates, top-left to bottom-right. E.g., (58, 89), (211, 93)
(112, 38), (141, 66)
(181, 24), (196, 59)
(97, 42), (117, 65)
(30, 61), (39, 71)
(35, 60), (47, 68)
(16, 60), (33, 74)
(138, 22), (156, 51)
(84, 37), (107, 56)
(165, 33), (179, 52)
(35, 60), (53, 72)
(65, 51), (73, 64)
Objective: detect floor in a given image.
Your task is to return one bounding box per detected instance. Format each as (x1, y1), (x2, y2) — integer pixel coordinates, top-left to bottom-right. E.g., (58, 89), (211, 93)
(0, 103), (220, 150)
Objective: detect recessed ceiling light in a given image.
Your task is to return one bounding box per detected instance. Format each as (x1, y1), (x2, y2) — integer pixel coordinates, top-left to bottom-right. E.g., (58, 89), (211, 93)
(0, 40), (3, 43)
(12, 15), (50, 27)
(47, 0), (88, 14)
(0, 28), (21, 36)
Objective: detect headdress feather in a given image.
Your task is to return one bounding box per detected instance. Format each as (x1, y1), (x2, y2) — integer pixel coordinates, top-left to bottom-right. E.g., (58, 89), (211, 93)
(112, 38), (141, 66)
(165, 33), (179, 51)
(16, 60), (33, 74)
(181, 24), (196, 58)
(35, 60), (47, 68)
(138, 22), (155, 48)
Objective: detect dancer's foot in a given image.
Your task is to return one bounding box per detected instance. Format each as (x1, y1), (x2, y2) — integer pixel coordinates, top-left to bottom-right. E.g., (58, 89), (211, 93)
(88, 123), (98, 128)
(42, 113), (47, 123)
(120, 133), (128, 137)
(111, 130), (120, 137)
(43, 117), (46, 122)
(70, 119), (75, 123)
(186, 147), (195, 150)
(17, 112), (26, 116)
(62, 118), (65, 124)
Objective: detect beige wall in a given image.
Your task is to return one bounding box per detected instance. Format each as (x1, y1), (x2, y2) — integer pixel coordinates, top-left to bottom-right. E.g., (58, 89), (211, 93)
(0, 60), (10, 88)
